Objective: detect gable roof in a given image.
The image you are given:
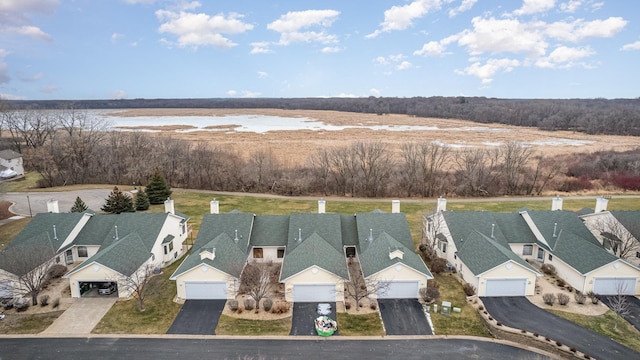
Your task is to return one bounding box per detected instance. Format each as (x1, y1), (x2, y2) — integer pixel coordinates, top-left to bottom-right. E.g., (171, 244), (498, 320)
(456, 231), (539, 276)
(6, 212), (85, 253)
(280, 231), (349, 280)
(249, 215), (288, 247)
(610, 211), (640, 239)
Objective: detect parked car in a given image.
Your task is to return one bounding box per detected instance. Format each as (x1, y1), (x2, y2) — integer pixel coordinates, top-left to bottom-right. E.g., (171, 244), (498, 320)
(98, 283), (116, 295)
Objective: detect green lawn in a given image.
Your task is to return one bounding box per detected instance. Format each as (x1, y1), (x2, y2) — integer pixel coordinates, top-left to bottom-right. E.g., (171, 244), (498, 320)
(91, 258), (183, 334)
(548, 309), (640, 352)
(216, 315), (292, 336)
(429, 274), (492, 337)
(336, 312), (385, 336)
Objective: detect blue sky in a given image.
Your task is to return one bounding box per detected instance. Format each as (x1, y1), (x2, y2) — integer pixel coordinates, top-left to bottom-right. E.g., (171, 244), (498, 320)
(1, 0), (639, 100)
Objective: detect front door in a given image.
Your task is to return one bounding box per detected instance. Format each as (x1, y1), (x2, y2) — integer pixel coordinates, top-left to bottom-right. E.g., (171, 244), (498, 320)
(65, 249), (73, 265)
(537, 248), (544, 261)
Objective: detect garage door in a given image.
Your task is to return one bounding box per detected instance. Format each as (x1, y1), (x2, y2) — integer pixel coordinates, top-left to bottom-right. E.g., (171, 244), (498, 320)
(185, 282), (227, 299)
(293, 284), (335, 302)
(485, 278), (527, 297)
(593, 278), (636, 295)
(377, 281), (419, 299)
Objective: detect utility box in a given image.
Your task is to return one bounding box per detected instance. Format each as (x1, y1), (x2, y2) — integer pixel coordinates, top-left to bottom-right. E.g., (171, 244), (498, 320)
(441, 301), (451, 316)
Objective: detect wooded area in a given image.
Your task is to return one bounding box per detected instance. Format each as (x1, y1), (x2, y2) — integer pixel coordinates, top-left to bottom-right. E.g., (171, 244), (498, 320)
(7, 96), (640, 136)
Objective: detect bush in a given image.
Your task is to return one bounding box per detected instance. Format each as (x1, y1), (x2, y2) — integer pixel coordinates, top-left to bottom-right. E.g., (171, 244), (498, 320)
(543, 293), (556, 306)
(533, 333), (539, 337)
(270, 301), (291, 314)
(39, 295), (50, 307)
(462, 282), (476, 296)
(263, 298), (273, 312)
(345, 301), (351, 310)
(418, 244), (427, 253)
(557, 293), (570, 305)
(586, 291), (599, 304)
(556, 279), (565, 287)
(52, 298), (60, 309)
(496, 322), (502, 326)
(556, 341), (563, 347)
(228, 300), (239, 311)
(430, 258), (447, 274)
(478, 305), (484, 311)
(540, 264), (557, 276)
(244, 298), (255, 311)
(48, 265), (68, 278)
(14, 299), (29, 312)
(370, 301), (377, 311)
(574, 292), (586, 305)
(419, 286), (440, 303)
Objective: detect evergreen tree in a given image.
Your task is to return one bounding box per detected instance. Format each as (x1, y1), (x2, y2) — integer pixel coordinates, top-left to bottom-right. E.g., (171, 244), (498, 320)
(101, 186), (135, 214)
(70, 196), (88, 212)
(146, 169), (172, 204)
(135, 189), (150, 211)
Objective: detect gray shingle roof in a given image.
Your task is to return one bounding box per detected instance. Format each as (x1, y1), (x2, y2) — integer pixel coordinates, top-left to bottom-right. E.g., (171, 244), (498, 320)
(456, 231), (538, 276)
(610, 211), (640, 239)
(5, 212), (85, 254)
(280, 232), (349, 280)
(250, 215), (288, 247)
(67, 233), (152, 277)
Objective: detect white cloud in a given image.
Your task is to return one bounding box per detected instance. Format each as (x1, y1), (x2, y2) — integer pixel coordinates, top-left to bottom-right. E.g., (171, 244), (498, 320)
(367, 0), (442, 38)
(239, 90), (261, 98)
(267, 10), (340, 46)
(0, 0), (57, 41)
(257, 71), (269, 79)
(111, 33), (124, 42)
(226, 90), (237, 96)
(414, 40), (448, 57)
(122, 0), (157, 4)
(321, 46), (341, 53)
(449, 0), (477, 18)
(250, 42), (271, 54)
(513, 0), (556, 16)
(369, 88), (381, 96)
(397, 61), (413, 70)
(389, 54), (405, 62)
(535, 45), (594, 68)
(457, 17), (548, 57)
(621, 41), (640, 51)
(0, 93), (27, 100)
(0, 0), (58, 15)
(545, 17), (627, 42)
(559, 0), (582, 13)
(17, 71), (43, 82)
(373, 56), (389, 65)
(156, 4), (254, 49)
(456, 58), (520, 83)
(110, 90), (128, 99)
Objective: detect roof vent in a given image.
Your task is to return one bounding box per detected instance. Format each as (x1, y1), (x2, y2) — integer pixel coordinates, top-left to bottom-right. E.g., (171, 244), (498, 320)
(234, 229), (239, 243)
(114, 225), (119, 240)
(368, 228), (374, 242)
(491, 224), (495, 238)
(52, 225), (58, 241)
(296, 228), (302, 242)
(553, 223), (558, 237)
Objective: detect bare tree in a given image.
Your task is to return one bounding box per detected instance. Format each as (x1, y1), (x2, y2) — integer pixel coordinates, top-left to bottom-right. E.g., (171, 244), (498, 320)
(454, 147), (499, 196)
(4, 109), (58, 152)
(353, 141), (394, 197)
(423, 211), (445, 260)
(498, 141), (532, 195)
(0, 243), (57, 306)
(239, 261), (280, 310)
(118, 262), (156, 312)
(345, 262), (390, 310)
(608, 282), (631, 331)
(591, 215), (640, 263)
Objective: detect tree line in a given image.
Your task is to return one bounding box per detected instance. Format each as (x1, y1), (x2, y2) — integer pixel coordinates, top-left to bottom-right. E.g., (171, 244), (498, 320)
(6, 96), (640, 136)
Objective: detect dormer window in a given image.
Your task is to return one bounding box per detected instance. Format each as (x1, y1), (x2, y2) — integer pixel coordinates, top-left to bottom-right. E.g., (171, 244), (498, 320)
(389, 249), (404, 260)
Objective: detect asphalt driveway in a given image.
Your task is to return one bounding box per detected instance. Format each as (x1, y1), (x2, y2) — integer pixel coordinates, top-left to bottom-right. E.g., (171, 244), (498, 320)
(290, 302), (337, 336)
(482, 297), (639, 359)
(167, 300), (226, 335)
(378, 299), (432, 335)
(600, 295), (640, 330)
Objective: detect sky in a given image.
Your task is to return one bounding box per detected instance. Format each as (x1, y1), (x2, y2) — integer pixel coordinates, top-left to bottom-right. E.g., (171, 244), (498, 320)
(1, 0), (639, 100)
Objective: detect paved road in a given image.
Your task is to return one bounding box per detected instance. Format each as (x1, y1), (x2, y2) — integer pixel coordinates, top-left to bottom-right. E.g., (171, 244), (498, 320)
(482, 296), (639, 359)
(2, 190), (112, 216)
(166, 300), (225, 335)
(378, 299), (432, 335)
(0, 337), (555, 360)
(600, 295), (640, 330)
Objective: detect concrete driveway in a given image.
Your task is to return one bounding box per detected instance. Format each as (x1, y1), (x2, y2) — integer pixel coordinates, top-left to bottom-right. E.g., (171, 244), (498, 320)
(290, 302), (337, 336)
(166, 300), (226, 335)
(378, 299), (432, 335)
(2, 189), (112, 216)
(482, 296), (639, 359)
(42, 297), (116, 334)
(600, 295), (640, 330)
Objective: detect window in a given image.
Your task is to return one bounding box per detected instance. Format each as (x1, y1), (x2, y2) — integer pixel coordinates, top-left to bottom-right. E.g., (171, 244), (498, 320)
(181, 224), (186, 235)
(77, 246), (88, 257)
(253, 248), (263, 259)
(522, 245), (533, 256)
(277, 248), (285, 258)
(548, 254), (553, 261)
(440, 242), (447, 253)
(636, 251), (640, 259)
(164, 246), (168, 255)
(169, 242), (174, 251)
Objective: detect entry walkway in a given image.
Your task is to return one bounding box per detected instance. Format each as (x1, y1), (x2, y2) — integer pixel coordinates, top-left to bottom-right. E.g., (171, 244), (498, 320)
(41, 297), (116, 334)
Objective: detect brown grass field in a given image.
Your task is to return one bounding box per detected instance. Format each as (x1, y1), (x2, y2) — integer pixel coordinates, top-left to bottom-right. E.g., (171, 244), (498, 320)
(109, 108), (640, 165)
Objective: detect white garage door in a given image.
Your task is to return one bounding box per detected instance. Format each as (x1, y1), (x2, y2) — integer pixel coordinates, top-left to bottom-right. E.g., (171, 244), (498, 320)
(377, 281), (419, 299)
(293, 284), (335, 302)
(185, 282), (227, 299)
(593, 278), (636, 295)
(485, 278), (527, 297)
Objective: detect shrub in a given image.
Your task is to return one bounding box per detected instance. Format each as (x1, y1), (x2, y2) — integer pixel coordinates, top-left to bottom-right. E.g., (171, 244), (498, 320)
(496, 322), (502, 326)
(345, 301), (351, 310)
(244, 298), (255, 311)
(533, 333), (539, 337)
(521, 329), (527, 334)
(14, 299), (29, 312)
(556, 279), (565, 287)
(370, 302), (377, 310)
(418, 244), (427, 253)
(488, 316), (493, 321)
(575, 292), (586, 304)
(478, 305), (484, 311)
(271, 301), (291, 314)
(228, 300), (239, 311)
(462, 282), (476, 296)
(40, 295), (50, 307)
(263, 298), (273, 312)
(52, 298), (60, 309)
(570, 347), (577, 353)
(420, 286), (440, 303)
(540, 263), (557, 276)
(430, 258), (447, 274)
(566, 286), (574, 293)
(556, 341), (563, 347)
(237, 308), (243, 314)
(48, 264), (68, 278)
(542, 293), (556, 306)
(557, 293), (570, 305)
(586, 291), (599, 304)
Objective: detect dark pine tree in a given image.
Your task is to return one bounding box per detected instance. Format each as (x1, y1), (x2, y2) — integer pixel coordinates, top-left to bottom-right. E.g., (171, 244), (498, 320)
(101, 186), (135, 214)
(146, 169), (172, 204)
(70, 196), (88, 212)
(135, 189), (150, 211)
